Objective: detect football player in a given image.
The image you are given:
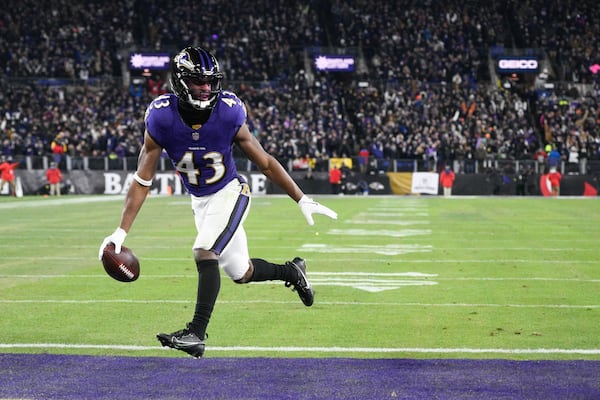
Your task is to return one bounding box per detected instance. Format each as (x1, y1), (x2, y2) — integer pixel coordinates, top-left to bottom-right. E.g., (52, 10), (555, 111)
(98, 47), (337, 358)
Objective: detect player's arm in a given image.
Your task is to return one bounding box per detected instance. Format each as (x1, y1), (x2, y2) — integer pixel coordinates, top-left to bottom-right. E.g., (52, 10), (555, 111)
(98, 130), (162, 258)
(119, 130), (162, 232)
(235, 123), (304, 201)
(234, 123), (337, 225)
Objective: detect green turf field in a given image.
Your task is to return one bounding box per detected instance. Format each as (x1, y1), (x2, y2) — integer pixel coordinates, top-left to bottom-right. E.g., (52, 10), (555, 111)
(0, 195), (598, 360)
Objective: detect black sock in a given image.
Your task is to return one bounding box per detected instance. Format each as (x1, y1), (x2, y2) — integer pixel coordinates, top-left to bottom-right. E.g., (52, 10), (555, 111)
(189, 259), (220, 337)
(249, 258), (298, 282)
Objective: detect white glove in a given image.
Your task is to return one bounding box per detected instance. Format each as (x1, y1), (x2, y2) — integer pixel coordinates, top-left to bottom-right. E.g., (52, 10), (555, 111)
(298, 195), (338, 226)
(98, 227), (127, 260)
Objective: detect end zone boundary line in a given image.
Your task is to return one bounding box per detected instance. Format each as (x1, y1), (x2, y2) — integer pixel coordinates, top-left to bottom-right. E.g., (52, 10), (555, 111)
(1, 343), (599, 355)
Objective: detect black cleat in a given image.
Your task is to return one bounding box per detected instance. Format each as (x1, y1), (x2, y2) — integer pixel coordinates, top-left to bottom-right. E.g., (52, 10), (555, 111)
(285, 257), (314, 306)
(157, 324), (206, 358)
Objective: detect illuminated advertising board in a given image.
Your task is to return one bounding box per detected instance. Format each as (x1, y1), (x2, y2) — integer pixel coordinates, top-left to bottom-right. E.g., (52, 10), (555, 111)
(129, 53), (171, 70)
(314, 55), (355, 72)
(496, 57), (539, 73)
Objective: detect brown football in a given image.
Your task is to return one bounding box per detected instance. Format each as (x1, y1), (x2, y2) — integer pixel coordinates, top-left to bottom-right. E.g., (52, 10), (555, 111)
(101, 244), (140, 282)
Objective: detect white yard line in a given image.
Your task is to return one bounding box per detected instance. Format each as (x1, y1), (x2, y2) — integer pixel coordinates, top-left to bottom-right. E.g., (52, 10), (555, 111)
(0, 343), (598, 355)
(2, 274), (598, 282)
(2, 256), (599, 263)
(0, 299), (597, 309)
(0, 196), (125, 209)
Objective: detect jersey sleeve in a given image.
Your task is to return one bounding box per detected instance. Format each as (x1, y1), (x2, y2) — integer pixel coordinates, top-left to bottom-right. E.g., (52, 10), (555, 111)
(144, 94), (178, 147)
(218, 91), (247, 134)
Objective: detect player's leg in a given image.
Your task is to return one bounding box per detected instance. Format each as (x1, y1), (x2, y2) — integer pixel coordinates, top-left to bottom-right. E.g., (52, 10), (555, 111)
(188, 249), (220, 340)
(251, 257), (315, 306)
(191, 178), (251, 329)
(157, 179), (250, 357)
(221, 229), (315, 307)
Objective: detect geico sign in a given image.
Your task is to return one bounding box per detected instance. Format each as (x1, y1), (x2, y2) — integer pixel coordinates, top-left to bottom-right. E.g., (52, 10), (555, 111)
(498, 59), (538, 70)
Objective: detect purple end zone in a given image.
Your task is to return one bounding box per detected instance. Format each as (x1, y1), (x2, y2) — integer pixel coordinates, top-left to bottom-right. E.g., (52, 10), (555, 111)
(0, 354), (599, 399)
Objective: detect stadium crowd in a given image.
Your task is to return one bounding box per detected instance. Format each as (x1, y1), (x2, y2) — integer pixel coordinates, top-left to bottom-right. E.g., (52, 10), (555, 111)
(0, 0), (598, 173)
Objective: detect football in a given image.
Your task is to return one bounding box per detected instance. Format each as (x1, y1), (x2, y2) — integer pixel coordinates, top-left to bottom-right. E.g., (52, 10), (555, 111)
(101, 244), (140, 282)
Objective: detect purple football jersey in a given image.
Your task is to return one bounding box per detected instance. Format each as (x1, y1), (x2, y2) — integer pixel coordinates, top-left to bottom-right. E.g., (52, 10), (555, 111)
(145, 91), (246, 196)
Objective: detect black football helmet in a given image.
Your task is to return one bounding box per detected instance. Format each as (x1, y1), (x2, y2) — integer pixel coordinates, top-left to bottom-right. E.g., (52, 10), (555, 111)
(170, 47), (224, 110)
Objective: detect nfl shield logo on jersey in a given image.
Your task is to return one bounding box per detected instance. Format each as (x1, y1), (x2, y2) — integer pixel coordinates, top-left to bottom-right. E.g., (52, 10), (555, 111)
(192, 131), (200, 141)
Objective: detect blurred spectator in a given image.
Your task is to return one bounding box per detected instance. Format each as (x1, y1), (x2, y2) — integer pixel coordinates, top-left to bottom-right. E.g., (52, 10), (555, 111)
(547, 145), (562, 169)
(45, 162), (63, 196)
(0, 156), (19, 196)
(439, 164), (456, 197)
(329, 165), (342, 194)
(548, 166), (562, 196)
(358, 146), (370, 173)
(514, 165), (530, 196)
(50, 133), (68, 165)
(534, 147), (547, 170)
(147, 74), (167, 97)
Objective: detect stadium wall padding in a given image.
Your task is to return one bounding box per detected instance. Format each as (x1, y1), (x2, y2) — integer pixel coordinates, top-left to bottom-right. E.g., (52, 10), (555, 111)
(6, 170), (598, 196)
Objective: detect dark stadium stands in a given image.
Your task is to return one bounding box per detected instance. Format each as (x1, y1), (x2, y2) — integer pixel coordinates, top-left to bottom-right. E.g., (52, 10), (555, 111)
(1, 0), (598, 175)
